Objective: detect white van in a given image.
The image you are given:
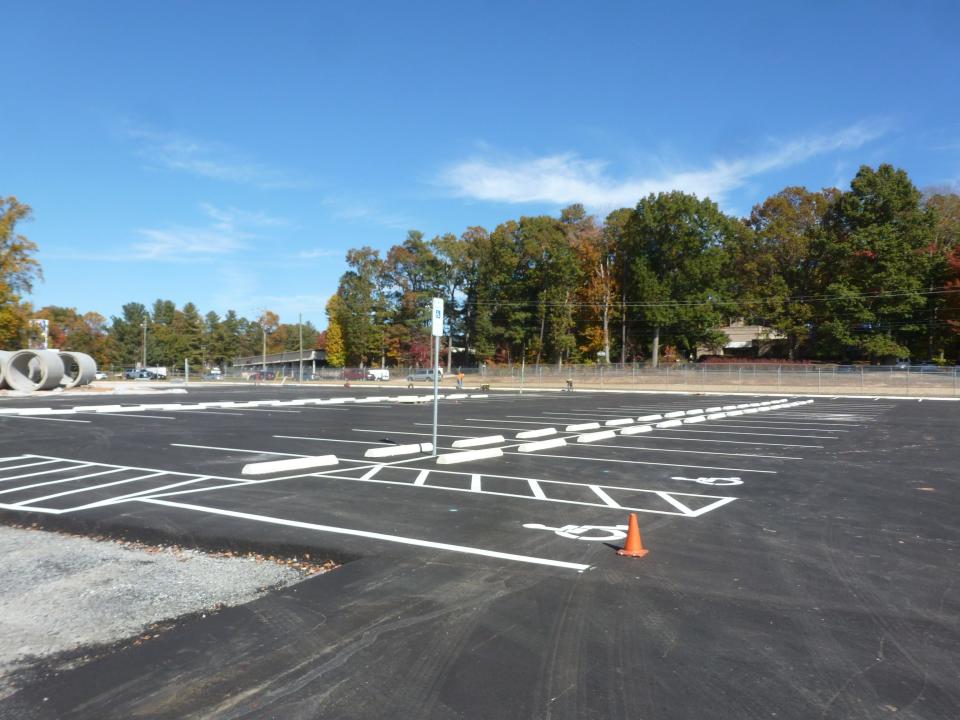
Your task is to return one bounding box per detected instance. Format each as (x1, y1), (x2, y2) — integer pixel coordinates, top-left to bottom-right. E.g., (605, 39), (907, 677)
(368, 368), (390, 381)
(406, 368), (442, 382)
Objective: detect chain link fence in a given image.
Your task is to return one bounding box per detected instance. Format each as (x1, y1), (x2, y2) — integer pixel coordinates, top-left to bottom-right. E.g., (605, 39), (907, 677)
(98, 361), (960, 395)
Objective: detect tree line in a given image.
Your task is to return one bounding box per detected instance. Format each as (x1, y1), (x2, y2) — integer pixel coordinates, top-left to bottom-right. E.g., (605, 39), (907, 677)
(327, 164), (960, 368)
(3, 163), (960, 370)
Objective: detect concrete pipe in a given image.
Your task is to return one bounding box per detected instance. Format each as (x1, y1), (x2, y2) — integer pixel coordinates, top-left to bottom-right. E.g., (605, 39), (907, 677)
(59, 351), (97, 388)
(5, 349), (65, 392)
(0, 350), (11, 390)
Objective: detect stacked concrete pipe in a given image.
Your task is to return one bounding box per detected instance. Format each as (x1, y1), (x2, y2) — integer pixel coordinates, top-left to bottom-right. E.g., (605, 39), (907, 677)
(59, 351), (97, 388)
(0, 350), (10, 390)
(5, 350), (65, 391)
(0, 349), (98, 392)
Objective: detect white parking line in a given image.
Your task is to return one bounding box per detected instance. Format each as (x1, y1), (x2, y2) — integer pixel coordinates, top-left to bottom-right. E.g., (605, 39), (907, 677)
(137, 498), (591, 572)
(662, 429), (839, 439)
(0, 463), (93, 483)
(0, 415), (91, 424)
(350, 428), (799, 459)
(11, 472), (167, 506)
(0, 468), (126, 496)
(0, 459), (63, 473)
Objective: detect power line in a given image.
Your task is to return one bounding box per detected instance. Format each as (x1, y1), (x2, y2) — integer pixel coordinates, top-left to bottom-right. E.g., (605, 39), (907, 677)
(463, 287), (960, 309)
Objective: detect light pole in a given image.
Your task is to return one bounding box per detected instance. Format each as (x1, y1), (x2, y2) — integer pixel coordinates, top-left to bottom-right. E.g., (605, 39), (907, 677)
(298, 312), (304, 383)
(141, 320), (147, 368)
(262, 322), (267, 374)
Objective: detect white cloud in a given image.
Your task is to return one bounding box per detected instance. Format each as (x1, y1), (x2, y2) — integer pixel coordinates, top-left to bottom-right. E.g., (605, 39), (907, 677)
(440, 122), (888, 209)
(320, 196), (414, 230)
(127, 127), (301, 189)
(297, 248), (343, 259)
(133, 203), (289, 260)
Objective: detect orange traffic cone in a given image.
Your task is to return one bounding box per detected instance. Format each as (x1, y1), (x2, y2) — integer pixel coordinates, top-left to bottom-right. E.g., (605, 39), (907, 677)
(617, 513), (649, 557)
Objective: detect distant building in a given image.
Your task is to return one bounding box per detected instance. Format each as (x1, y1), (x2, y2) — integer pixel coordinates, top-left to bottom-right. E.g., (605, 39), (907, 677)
(697, 321), (787, 359)
(233, 348), (327, 376)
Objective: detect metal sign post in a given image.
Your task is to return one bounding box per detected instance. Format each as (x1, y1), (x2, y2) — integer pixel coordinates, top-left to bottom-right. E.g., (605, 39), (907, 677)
(431, 298), (443, 457)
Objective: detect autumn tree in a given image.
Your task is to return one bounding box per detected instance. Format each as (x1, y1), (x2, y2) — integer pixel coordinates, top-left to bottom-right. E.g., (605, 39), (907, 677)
(0, 197), (42, 347)
(324, 295), (346, 367)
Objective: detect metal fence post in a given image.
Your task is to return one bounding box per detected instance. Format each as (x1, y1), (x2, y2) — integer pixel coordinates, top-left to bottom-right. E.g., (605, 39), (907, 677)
(817, 368), (821, 394)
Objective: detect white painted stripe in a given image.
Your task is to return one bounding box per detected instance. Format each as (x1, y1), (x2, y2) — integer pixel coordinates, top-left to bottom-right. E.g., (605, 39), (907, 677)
(656, 419), (683, 428)
(62, 476), (221, 511)
(721, 405), (739, 411)
(725, 410), (744, 416)
(445, 393), (469, 400)
(518, 438), (568, 453)
(706, 413), (727, 420)
(138, 498), (590, 571)
(636, 414), (663, 422)
(684, 409), (704, 415)
(16, 408), (77, 416)
(364, 443), (432, 458)
(566, 422), (601, 431)
(414, 470), (429, 486)
(577, 430), (617, 443)
(620, 424), (653, 435)
(452, 435), (505, 448)
(471, 474), (482, 491)
(469, 394), (489, 399)
(13, 472), (166, 505)
(527, 479), (546, 499)
(436, 448), (504, 465)
(173, 443), (305, 457)
(0, 463), (92, 483)
(0, 459), (62, 473)
(683, 416), (707, 424)
(664, 410), (686, 418)
(241, 455), (338, 476)
(589, 484), (620, 507)
(359, 465), (383, 480)
(604, 418), (634, 426)
(705, 407), (723, 413)
(2, 415), (92, 424)
(0, 468), (124, 495)
(516, 427), (557, 439)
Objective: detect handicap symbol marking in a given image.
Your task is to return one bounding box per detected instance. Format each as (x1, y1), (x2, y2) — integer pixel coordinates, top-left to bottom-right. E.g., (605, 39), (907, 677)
(671, 476), (743, 486)
(523, 523), (628, 541)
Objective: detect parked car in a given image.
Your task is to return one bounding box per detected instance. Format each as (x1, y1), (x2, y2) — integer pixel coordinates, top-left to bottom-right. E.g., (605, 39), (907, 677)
(367, 368), (390, 381)
(202, 373), (223, 381)
(248, 371), (276, 381)
(126, 369), (156, 380)
(406, 368), (443, 382)
(94, 371), (108, 380)
(343, 368), (373, 381)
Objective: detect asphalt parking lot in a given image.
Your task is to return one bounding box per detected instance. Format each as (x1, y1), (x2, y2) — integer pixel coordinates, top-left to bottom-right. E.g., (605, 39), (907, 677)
(1, 384), (958, 719)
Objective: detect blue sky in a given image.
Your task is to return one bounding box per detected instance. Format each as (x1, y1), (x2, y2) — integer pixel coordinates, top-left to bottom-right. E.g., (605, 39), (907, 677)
(3, 1), (958, 329)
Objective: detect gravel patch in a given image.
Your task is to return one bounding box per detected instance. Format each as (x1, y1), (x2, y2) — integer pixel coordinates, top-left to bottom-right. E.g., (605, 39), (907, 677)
(0, 524), (331, 698)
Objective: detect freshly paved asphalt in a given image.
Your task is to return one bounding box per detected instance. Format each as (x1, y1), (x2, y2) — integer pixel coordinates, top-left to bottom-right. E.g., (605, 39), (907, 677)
(0, 383), (957, 719)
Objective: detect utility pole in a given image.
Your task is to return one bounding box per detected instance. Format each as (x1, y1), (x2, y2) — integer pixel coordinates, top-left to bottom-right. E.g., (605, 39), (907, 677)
(298, 312), (304, 383)
(141, 320), (147, 368)
(262, 322), (267, 374)
(431, 298), (443, 457)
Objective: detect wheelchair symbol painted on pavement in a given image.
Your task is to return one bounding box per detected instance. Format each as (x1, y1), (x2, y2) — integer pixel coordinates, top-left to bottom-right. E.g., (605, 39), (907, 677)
(523, 523), (628, 541)
(671, 476), (743, 486)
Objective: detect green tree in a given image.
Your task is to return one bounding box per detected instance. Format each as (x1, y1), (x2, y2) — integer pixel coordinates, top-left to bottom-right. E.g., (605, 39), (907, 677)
(734, 187), (839, 359)
(625, 192), (736, 366)
(108, 302), (149, 365)
(820, 165), (935, 360)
